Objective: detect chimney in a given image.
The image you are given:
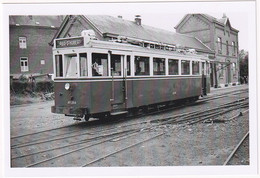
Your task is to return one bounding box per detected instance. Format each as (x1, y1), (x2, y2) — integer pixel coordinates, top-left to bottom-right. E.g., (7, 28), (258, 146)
(135, 15), (141, 25)
(222, 13), (227, 18)
(118, 15), (123, 19)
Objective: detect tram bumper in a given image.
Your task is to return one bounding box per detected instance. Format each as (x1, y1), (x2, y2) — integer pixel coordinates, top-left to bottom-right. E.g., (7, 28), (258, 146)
(51, 106), (88, 116)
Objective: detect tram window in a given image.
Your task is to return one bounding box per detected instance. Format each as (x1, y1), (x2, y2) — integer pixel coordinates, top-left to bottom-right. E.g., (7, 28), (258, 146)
(92, 53), (108, 76)
(134, 56), (150, 76)
(127, 55), (131, 76)
(64, 54), (77, 77)
(80, 53), (87, 76)
(111, 54), (122, 76)
(192, 61), (200, 75)
(153, 57), (165, 75)
(55, 55), (63, 77)
(168, 59), (179, 75)
(181, 60), (190, 75)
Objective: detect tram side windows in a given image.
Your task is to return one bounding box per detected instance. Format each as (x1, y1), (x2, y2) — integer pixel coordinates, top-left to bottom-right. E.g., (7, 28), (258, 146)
(153, 58), (165, 75)
(168, 59), (179, 75)
(127, 55), (131, 76)
(181, 60), (190, 75)
(111, 54), (122, 76)
(192, 61), (200, 75)
(134, 56), (150, 76)
(64, 54), (78, 77)
(55, 55), (63, 77)
(80, 53), (87, 76)
(92, 53), (108, 76)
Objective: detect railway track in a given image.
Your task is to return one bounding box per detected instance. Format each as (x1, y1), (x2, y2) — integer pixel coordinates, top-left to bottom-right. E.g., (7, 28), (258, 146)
(11, 91), (248, 149)
(11, 93), (249, 167)
(11, 87), (248, 143)
(223, 131), (249, 165)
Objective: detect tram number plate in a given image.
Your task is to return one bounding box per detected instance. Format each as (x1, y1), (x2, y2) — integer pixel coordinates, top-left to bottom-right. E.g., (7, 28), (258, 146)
(68, 101), (76, 104)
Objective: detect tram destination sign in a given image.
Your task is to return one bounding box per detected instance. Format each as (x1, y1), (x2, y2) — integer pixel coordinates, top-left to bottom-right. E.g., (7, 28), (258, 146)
(56, 37), (84, 48)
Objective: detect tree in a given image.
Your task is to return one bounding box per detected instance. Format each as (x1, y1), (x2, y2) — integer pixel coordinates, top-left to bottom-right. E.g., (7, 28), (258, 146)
(239, 50), (248, 83)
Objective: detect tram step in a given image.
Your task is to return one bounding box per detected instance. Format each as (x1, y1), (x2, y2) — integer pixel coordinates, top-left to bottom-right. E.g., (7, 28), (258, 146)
(110, 111), (128, 116)
(111, 103), (125, 110)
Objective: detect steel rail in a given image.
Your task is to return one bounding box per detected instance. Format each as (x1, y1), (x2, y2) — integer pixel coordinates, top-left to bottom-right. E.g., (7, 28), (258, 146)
(12, 129), (138, 160)
(12, 98), (248, 162)
(223, 131), (249, 165)
(81, 108), (250, 167)
(12, 97), (249, 159)
(12, 89), (249, 166)
(22, 106), (248, 167)
(11, 88), (248, 140)
(25, 129), (143, 167)
(81, 132), (164, 167)
(12, 92), (247, 148)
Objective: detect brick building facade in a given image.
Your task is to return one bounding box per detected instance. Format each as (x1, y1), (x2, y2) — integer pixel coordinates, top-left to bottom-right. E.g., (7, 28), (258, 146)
(175, 14), (239, 87)
(9, 16), (63, 78)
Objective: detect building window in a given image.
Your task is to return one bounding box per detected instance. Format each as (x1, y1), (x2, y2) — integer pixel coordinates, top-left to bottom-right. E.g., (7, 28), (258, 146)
(232, 41), (236, 56)
(153, 57), (165, 75)
(217, 37), (222, 54)
(19, 37), (27, 49)
(226, 41), (229, 55)
(40, 60), (45, 65)
(20, 57), (29, 72)
(219, 64), (224, 78)
(233, 63), (237, 76)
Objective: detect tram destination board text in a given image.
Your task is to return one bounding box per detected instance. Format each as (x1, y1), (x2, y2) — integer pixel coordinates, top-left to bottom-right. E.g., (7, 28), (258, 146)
(56, 37), (84, 48)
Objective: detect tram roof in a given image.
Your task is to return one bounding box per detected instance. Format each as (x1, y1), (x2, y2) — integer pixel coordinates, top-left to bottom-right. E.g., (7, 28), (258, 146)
(53, 37), (210, 61)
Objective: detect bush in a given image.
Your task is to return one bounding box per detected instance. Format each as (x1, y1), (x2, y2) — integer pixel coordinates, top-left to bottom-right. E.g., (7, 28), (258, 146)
(35, 81), (54, 93)
(11, 80), (54, 94)
(11, 81), (29, 94)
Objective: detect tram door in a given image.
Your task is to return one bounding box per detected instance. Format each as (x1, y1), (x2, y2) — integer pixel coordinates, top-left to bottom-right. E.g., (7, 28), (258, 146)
(110, 54), (127, 115)
(201, 62), (207, 95)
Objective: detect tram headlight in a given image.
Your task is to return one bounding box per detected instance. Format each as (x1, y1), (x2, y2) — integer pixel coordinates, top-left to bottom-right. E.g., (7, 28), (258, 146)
(65, 83), (70, 90)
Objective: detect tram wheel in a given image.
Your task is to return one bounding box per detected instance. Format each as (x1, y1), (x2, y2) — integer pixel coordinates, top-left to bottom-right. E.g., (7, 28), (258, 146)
(84, 115), (90, 122)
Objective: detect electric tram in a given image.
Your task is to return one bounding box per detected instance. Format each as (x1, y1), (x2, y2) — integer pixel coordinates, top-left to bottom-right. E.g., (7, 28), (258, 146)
(51, 30), (211, 121)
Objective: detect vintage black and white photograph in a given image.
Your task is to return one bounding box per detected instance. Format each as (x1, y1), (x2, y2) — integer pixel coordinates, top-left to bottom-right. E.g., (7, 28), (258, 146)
(2, 1), (258, 177)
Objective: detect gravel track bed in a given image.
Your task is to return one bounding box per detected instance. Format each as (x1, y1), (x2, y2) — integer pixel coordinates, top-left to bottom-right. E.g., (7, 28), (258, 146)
(10, 85), (249, 167)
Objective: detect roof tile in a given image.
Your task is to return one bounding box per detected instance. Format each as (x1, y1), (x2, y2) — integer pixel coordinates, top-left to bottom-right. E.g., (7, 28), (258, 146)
(85, 15), (213, 52)
(9, 15), (63, 28)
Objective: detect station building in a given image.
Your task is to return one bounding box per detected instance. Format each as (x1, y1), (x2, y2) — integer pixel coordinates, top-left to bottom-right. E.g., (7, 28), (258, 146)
(175, 14), (239, 87)
(50, 15), (214, 60)
(9, 16), (63, 79)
